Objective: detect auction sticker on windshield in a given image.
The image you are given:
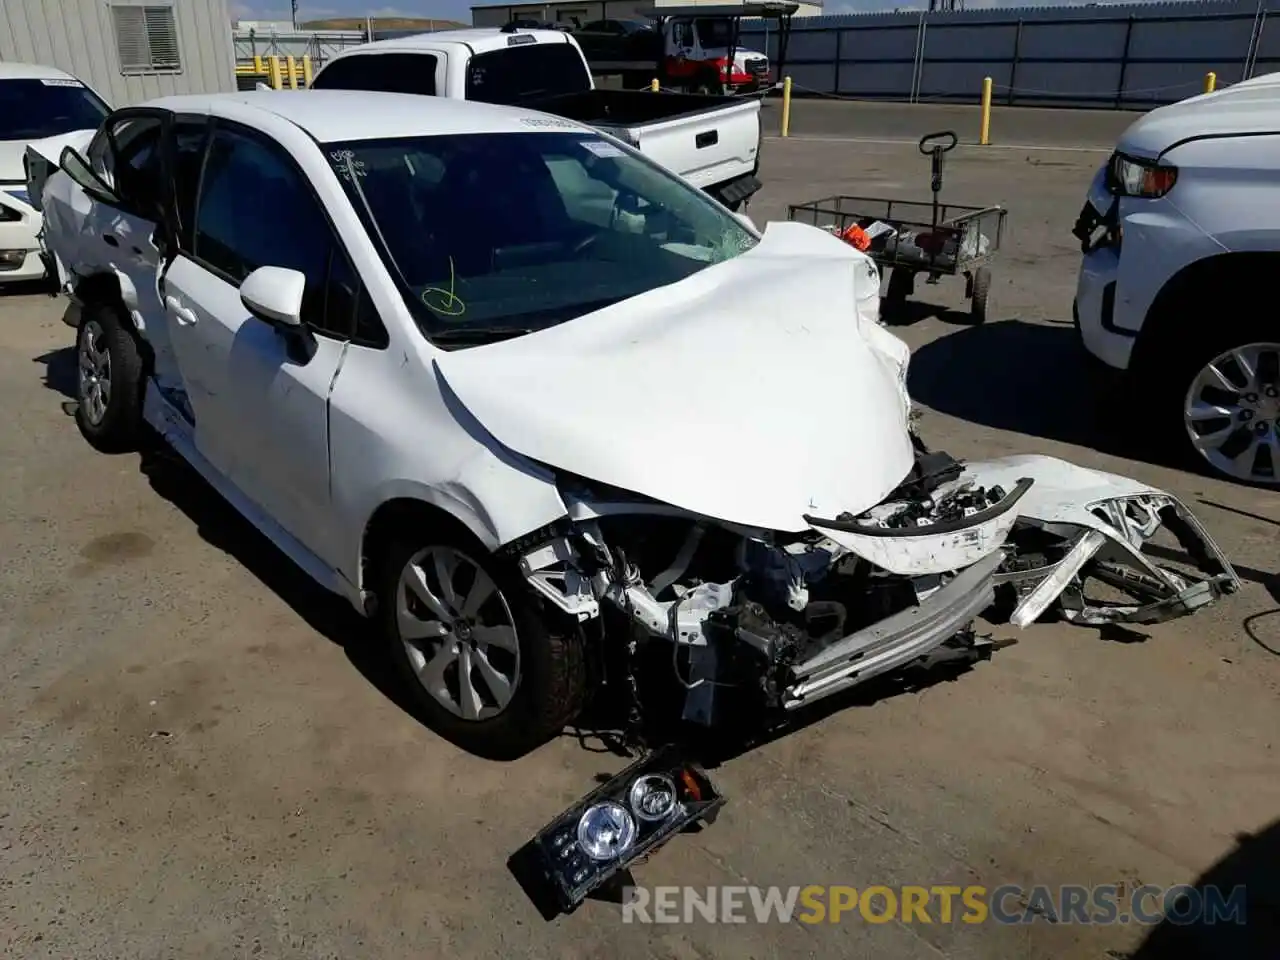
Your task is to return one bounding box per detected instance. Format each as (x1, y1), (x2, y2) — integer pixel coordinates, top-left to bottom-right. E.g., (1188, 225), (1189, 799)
(581, 140), (624, 158)
(39, 78), (83, 87)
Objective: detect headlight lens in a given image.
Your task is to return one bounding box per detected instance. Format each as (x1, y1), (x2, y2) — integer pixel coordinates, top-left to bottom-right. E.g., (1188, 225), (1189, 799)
(577, 801), (637, 860)
(628, 773), (678, 821)
(1108, 153), (1177, 198)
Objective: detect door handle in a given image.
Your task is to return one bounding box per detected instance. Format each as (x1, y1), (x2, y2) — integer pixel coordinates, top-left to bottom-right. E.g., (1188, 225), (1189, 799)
(165, 295), (198, 326)
(103, 233), (119, 247)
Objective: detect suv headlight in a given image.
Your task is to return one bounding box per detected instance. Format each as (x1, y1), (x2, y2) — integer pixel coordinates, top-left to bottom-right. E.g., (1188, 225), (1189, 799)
(1108, 153), (1177, 198)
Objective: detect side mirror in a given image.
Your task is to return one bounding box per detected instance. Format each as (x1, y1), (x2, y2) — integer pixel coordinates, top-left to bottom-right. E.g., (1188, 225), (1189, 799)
(240, 266), (306, 328)
(58, 146), (119, 205)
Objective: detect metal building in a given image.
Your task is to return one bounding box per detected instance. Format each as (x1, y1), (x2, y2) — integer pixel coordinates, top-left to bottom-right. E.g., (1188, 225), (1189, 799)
(0, 0), (236, 108)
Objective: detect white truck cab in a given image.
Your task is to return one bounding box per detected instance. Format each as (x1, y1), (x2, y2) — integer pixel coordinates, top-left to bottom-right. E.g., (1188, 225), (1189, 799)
(312, 26), (763, 209)
(1073, 72), (1280, 486)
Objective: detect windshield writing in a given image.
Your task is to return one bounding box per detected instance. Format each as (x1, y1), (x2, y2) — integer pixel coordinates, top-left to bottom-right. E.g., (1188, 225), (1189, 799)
(329, 131), (757, 342)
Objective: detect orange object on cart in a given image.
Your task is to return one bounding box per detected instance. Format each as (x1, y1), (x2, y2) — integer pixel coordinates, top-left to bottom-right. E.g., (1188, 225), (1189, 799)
(840, 222), (871, 251)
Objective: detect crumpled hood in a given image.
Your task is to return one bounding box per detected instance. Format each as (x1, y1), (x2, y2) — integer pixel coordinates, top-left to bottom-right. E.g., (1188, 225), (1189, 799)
(0, 129), (95, 181)
(434, 221), (916, 533)
(1118, 71), (1280, 159)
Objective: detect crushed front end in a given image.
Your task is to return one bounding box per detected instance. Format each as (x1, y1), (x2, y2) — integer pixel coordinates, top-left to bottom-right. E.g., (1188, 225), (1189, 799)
(509, 441), (1240, 733)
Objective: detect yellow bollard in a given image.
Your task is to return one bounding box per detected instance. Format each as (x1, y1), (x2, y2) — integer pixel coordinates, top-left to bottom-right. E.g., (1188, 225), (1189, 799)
(253, 54), (264, 74)
(781, 75), (792, 138)
(302, 55), (313, 87)
(980, 76), (992, 146)
(1204, 71), (1217, 93)
(287, 55), (298, 90)
(267, 55), (282, 90)
(650, 77), (659, 92)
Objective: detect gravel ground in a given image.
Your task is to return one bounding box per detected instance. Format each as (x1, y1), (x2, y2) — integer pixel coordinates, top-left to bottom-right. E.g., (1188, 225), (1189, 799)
(1, 127), (1277, 960)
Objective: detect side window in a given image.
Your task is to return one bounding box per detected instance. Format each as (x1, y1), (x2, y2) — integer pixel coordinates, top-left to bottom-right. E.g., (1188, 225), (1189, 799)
(192, 125), (363, 340)
(88, 115), (163, 215)
(311, 53), (438, 96)
(172, 117), (210, 249)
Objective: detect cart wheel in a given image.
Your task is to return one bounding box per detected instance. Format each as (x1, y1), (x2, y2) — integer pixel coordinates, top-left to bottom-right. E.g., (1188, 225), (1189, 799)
(969, 266), (992, 324)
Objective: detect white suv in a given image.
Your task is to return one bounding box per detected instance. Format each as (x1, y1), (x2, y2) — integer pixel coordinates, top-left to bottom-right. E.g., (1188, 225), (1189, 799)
(1073, 74), (1280, 486)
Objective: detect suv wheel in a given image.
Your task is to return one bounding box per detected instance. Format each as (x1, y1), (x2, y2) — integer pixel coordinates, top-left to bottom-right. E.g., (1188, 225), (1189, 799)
(1179, 329), (1280, 486)
(75, 301), (146, 453)
(379, 527), (586, 759)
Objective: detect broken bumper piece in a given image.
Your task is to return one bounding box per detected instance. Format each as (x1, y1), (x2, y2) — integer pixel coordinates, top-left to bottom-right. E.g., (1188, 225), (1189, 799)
(959, 455), (1242, 628)
(783, 549), (1002, 709)
(530, 747), (725, 913)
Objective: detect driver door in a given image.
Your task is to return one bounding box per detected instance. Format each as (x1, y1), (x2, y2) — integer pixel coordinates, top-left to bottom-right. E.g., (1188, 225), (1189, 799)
(159, 121), (371, 564)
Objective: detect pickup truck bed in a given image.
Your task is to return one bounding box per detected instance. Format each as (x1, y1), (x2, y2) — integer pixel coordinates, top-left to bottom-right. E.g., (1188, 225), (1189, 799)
(529, 89), (762, 206)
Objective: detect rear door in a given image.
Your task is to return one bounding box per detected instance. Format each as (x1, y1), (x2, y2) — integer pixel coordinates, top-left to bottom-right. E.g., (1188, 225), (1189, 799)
(57, 109), (182, 384)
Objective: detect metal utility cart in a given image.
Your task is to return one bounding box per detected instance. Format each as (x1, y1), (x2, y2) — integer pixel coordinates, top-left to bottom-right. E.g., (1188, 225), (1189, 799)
(786, 131), (1007, 323)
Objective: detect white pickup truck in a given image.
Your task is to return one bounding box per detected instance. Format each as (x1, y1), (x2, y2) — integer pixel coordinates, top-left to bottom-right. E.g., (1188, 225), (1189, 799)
(310, 26), (763, 210)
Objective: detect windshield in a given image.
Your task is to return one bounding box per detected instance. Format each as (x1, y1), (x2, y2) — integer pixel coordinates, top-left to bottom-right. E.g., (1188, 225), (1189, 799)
(465, 44), (591, 104)
(327, 131), (757, 343)
(0, 78), (109, 142)
(694, 19), (736, 48)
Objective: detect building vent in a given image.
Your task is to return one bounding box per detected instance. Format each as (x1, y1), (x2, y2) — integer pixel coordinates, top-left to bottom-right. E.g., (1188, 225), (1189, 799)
(112, 4), (183, 75)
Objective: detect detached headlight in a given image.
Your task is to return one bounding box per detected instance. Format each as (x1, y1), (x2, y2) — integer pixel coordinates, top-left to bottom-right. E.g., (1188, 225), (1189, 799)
(577, 801), (637, 859)
(529, 747), (725, 913)
(1108, 153), (1177, 198)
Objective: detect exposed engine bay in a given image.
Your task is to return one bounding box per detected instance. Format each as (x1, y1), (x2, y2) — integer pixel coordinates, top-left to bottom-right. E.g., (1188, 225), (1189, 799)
(512, 437), (1241, 730)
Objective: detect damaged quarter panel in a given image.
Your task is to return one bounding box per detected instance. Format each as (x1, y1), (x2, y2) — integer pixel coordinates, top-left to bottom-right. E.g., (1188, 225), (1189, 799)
(434, 222), (915, 533)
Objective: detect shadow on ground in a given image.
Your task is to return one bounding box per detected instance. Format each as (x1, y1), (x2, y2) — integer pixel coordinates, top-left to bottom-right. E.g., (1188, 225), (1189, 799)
(133, 447), (430, 735)
(34, 346), (77, 399)
(908, 317), (1146, 459)
(1127, 817), (1279, 959)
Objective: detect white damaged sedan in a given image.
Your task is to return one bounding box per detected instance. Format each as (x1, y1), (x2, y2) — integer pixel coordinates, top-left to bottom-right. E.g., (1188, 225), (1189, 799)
(32, 90), (1240, 757)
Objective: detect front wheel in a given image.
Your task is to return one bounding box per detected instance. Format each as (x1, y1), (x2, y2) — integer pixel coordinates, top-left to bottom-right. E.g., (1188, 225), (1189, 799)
(74, 301), (146, 453)
(1179, 336), (1280, 486)
(379, 528), (587, 759)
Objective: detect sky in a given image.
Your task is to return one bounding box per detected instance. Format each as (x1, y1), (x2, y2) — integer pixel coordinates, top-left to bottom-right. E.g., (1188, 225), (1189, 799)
(232, 0), (1154, 29)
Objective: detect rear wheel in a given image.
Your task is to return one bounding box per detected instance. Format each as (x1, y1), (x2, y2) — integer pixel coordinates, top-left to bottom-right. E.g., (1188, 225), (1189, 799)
(379, 526), (587, 759)
(74, 300), (145, 453)
(968, 266), (992, 324)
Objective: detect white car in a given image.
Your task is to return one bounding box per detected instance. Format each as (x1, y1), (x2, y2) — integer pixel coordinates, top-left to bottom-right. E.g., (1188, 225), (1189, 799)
(34, 90), (1238, 758)
(1073, 73), (1280, 486)
(0, 62), (109, 284)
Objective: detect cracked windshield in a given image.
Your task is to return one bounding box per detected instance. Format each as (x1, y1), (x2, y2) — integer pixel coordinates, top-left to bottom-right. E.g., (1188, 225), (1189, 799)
(329, 131), (757, 341)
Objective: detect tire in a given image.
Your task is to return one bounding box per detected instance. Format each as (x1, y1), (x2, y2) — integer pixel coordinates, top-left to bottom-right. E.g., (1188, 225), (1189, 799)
(378, 525), (587, 759)
(969, 267), (992, 324)
(1150, 313), (1280, 487)
(74, 300), (146, 454)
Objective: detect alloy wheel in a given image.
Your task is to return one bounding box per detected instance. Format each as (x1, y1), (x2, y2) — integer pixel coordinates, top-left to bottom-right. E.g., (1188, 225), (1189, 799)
(78, 320), (111, 426)
(396, 545), (521, 721)
(1183, 341), (1280, 484)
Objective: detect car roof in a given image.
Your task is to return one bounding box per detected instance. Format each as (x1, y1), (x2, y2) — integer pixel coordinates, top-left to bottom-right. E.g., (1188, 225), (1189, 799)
(0, 61), (79, 81)
(338, 27), (572, 56)
(142, 89), (593, 142)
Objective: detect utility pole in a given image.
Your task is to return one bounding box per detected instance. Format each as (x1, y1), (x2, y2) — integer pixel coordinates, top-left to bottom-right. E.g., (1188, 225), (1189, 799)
(290, 0), (299, 29)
